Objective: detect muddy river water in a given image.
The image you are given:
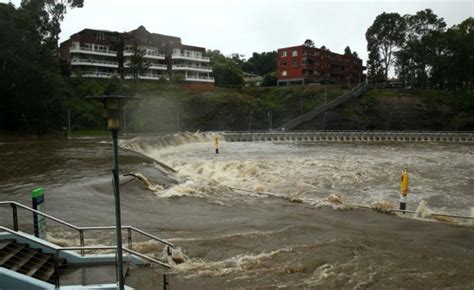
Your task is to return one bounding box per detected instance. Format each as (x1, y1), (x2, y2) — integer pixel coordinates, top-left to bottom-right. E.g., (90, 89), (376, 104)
(0, 133), (473, 289)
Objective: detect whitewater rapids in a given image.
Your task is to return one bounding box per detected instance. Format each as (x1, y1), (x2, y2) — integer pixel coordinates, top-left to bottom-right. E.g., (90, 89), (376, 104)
(1, 133), (473, 289)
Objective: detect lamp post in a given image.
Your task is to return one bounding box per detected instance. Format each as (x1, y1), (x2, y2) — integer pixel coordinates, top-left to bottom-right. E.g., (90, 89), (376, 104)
(86, 95), (139, 290)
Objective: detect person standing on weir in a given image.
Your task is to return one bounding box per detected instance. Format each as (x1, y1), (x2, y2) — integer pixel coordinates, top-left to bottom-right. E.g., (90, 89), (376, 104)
(400, 166), (409, 210)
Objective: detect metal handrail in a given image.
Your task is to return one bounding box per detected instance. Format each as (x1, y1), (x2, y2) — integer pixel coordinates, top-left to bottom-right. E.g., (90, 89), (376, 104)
(0, 201), (175, 256)
(0, 226), (171, 288)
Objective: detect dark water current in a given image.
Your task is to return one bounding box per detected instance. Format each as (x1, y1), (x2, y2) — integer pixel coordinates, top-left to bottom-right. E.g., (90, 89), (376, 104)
(0, 135), (473, 289)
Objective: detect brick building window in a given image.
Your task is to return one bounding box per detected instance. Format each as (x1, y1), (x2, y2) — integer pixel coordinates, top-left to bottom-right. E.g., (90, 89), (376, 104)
(281, 70), (287, 77)
(292, 60), (298, 67)
(281, 61), (287, 66)
(281, 51), (287, 57)
(292, 49), (298, 57)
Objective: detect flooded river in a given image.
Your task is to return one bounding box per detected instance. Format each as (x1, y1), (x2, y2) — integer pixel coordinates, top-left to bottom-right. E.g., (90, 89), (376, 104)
(0, 133), (473, 289)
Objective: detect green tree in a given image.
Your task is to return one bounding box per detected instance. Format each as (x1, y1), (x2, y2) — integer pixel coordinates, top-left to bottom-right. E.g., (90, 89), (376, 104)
(304, 39), (315, 48)
(241, 51), (277, 76)
(344, 46), (352, 56)
(207, 49), (244, 86)
(261, 72), (278, 86)
(396, 9), (446, 87)
(127, 46), (150, 82)
(442, 18), (474, 89)
(21, 0), (84, 55)
(366, 12), (406, 80)
(0, 3), (67, 132)
(366, 46), (385, 83)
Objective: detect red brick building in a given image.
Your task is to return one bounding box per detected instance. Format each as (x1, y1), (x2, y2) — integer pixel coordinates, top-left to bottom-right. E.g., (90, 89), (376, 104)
(277, 44), (365, 85)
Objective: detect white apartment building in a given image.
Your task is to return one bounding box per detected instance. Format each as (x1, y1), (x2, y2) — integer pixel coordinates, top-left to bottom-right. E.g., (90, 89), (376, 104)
(60, 26), (214, 85)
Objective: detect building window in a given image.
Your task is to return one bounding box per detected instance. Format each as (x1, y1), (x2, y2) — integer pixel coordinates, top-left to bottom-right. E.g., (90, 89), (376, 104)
(281, 50), (287, 57)
(292, 60), (298, 67)
(281, 61), (287, 66)
(96, 33), (105, 41)
(292, 49), (298, 57)
(281, 70), (287, 77)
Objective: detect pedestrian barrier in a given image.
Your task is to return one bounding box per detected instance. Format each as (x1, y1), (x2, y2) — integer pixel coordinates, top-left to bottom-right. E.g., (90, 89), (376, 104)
(222, 131), (474, 143)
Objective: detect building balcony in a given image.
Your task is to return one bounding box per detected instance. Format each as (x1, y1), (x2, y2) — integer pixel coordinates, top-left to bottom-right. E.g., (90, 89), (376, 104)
(72, 71), (118, 79)
(70, 47), (116, 57)
(172, 64), (212, 72)
(172, 53), (210, 62)
(124, 50), (165, 60)
(124, 73), (168, 81)
(149, 63), (167, 70)
(71, 58), (118, 68)
(124, 62), (167, 70)
(185, 75), (214, 83)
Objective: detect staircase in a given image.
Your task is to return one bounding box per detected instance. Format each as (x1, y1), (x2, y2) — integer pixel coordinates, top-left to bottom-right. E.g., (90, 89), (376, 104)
(280, 83), (369, 130)
(0, 239), (65, 284)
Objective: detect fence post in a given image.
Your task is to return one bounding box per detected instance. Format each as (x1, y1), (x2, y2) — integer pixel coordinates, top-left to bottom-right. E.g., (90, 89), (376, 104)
(54, 249), (60, 288)
(127, 228), (132, 251)
(79, 230), (85, 256)
(163, 273), (169, 290)
(11, 204), (18, 231)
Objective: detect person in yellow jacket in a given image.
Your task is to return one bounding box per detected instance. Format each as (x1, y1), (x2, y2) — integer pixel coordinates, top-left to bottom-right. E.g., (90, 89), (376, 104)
(400, 166), (409, 210)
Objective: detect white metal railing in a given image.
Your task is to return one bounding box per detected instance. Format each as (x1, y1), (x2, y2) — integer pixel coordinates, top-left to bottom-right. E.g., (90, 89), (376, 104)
(149, 63), (168, 69)
(172, 53), (210, 61)
(145, 50), (165, 58)
(124, 50), (165, 58)
(0, 201), (174, 253)
(71, 58), (118, 66)
(185, 75), (214, 82)
(70, 46), (117, 56)
(0, 226), (172, 288)
(77, 71), (118, 78)
(123, 62), (167, 69)
(173, 64), (212, 71)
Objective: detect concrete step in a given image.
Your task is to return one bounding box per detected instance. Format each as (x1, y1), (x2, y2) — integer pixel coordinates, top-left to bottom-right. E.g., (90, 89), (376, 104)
(3, 246), (39, 271)
(0, 243), (25, 266)
(18, 251), (52, 276)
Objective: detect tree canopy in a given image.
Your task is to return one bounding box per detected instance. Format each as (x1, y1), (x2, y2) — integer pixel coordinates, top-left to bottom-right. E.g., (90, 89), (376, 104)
(366, 9), (473, 90)
(366, 12), (406, 81)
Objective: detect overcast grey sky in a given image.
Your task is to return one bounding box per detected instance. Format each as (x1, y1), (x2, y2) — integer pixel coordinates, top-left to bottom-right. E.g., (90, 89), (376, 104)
(4, 0), (473, 64)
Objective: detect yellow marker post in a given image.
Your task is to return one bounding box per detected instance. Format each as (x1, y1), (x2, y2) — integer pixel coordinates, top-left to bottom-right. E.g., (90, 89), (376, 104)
(400, 167), (409, 210)
(214, 137), (219, 154)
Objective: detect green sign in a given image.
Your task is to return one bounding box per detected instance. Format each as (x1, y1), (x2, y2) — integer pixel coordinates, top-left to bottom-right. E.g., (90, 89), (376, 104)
(31, 187), (44, 198)
(32, 187), (46, 239)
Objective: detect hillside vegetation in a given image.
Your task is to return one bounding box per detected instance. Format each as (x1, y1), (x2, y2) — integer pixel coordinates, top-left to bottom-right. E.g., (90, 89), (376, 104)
(122, 82), (348, 132)
(298, 88), (474, 131)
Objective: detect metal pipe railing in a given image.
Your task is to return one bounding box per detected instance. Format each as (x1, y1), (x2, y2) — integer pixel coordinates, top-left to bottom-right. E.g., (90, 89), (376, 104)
(0, 226), (172, 288)
(0, 201), (175, 256)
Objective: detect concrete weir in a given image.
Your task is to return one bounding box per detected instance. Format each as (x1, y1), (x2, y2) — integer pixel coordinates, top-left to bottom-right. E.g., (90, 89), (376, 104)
(222, 131), (474, 143)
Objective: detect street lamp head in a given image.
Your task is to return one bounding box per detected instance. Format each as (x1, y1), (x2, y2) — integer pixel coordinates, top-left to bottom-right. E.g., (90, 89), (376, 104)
(85, 95), (140, 130)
